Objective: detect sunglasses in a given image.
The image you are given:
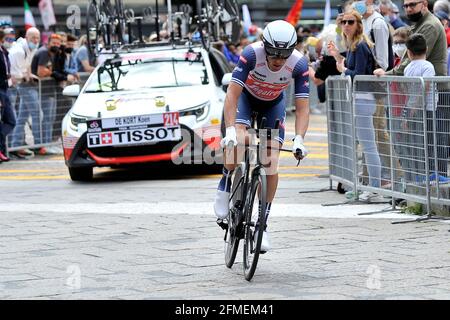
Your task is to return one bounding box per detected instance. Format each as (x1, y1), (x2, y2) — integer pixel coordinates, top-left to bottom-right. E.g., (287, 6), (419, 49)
(341, 19), (356, 25)
(402, 1), (423, 9)
(265, 46), (294, 59)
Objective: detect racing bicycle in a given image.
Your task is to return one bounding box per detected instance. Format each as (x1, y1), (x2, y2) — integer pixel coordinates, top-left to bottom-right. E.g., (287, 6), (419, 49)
(194, 0), (240, 50)
(218, 113), (302, 281)
(86, 0), (128, 56)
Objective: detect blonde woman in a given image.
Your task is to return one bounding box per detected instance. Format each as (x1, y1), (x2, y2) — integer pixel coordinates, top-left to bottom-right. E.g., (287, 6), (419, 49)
(328, 10), (382, 201)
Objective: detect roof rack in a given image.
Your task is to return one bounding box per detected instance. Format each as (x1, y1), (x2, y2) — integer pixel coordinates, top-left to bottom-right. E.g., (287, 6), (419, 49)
(96, 39), (203, 55)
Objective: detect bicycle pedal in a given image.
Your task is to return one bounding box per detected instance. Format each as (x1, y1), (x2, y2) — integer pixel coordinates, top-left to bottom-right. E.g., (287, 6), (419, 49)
(216, 218), (228, 230)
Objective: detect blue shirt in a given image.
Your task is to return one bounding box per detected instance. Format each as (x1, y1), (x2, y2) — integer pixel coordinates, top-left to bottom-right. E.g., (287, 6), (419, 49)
(74, 46), (91, 72)
(65, 48), (78, 75)
(344, 41), (375, 78)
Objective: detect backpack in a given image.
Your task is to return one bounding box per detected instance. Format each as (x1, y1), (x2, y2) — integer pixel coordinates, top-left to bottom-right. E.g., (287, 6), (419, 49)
(369, 17), (395, 71)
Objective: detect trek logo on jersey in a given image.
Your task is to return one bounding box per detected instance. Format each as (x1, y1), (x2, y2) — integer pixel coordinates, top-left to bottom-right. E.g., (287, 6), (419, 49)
(234, 66), (243, 73)
(239, 55), (248, 64)
(245, 76), (289, 100)
(250, 70), (267, 82)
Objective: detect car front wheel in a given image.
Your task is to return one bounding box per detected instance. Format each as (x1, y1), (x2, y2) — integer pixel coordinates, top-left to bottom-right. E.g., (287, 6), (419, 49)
(69, 167), (93, 182)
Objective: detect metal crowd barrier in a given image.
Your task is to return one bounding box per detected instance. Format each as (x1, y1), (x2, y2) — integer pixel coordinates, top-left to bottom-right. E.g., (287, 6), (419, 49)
(6, 72), (91, 155)
(325, 76), (355, 193)
(423, 77), (450, 209)
(326, 75), (450, 215)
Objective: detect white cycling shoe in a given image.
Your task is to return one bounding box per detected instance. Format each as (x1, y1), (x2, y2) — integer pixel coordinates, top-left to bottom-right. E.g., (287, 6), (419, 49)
(255, 230), (271, 253)
(214, 189), (230, 219)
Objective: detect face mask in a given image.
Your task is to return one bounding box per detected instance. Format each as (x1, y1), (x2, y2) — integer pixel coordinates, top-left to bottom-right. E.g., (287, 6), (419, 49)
(28, 41), (37, 50)
(384, 15), (391, 23)
(407, 11), (423, 22)
(392, 43), (406, 58)
(353, 1), (367, 16)
(49, 46), (59, 53)
(65, 47), (73, 54)
(3, 42), (12, 49)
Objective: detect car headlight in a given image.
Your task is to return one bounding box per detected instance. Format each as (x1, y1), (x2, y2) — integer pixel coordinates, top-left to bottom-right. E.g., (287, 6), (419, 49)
(69, 113), (87, 131)
(179, 102), (210, 122)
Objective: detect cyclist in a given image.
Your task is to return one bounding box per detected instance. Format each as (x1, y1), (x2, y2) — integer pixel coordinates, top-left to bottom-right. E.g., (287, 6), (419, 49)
(214, 20), (310, 252)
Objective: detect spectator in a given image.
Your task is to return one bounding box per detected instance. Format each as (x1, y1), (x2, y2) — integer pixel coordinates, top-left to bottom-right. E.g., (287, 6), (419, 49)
(64, 34), (78, 76)
(239, 35), (251, 52)
(434, 10), (450, 46)
(74, 35), (95, 73)
(392, 26), (410, 64)
(380, 0), (408, 29)
(401, 34), (449, 182)
(328, 10), (382, 201)
(0, 30), (15, 162)
(2, 27), (18, 129)
(1, 27), (16, 51)
(388, 27), (410, 188)
(375, 0), (449, 178)
(9, 27), (40, 159)
(308, 25), (341, 103)
(51, 34), (79, 148)
(247, 24), (258, 42)
(433, 0), (450, 14)
(222, 42), (240, 67)
(31, 33), (62, 155)
(375, 0), (447, 77)
(353, 0), (395, 187)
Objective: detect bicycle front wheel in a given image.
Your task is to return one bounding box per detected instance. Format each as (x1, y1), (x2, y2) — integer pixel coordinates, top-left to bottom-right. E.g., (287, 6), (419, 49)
(243, 166), (267, 281)
(224, 163), (245, 268)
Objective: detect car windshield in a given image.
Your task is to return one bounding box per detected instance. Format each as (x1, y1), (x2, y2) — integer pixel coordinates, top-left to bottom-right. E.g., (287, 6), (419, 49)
(84, 56), (209, 93)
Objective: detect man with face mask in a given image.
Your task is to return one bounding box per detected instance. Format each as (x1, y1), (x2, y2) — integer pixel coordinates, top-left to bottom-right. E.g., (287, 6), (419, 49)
(2, 27), (16, 51)
(30, 34), (65, 155)
(380, 0), (407, 29)
(50, 34), (79, 150)
(9, 27), (40, 158)
(0, 29), (16, 162)
(375, 0), (447, 77)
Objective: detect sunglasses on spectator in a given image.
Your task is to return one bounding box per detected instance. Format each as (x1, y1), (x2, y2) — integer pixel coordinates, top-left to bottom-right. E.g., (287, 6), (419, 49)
(402, 1), (423, 9)
(341, 20), (356, 25)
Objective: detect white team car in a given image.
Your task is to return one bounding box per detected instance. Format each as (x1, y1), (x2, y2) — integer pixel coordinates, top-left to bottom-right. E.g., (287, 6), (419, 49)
(61, 43), (232, 181)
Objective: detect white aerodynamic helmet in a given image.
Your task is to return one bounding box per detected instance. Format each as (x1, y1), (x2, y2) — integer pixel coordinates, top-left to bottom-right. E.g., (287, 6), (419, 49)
(262, 20), (297, 59)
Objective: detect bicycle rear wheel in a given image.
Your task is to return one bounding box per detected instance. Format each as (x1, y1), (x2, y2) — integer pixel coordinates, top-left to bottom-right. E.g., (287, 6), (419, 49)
(219, 0), (240, 44)
(224, 164), (245, 268)
(86, 0), (101, 57)
(243, 166), (267, 281)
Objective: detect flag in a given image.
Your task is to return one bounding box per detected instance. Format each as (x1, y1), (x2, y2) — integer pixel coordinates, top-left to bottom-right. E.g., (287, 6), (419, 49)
(242, 5), (252, 35)
(285, 0), (304, 26)
(24, 0), (36, 30)
(324, 0), (331, 28)
(39, 0), (56, 31)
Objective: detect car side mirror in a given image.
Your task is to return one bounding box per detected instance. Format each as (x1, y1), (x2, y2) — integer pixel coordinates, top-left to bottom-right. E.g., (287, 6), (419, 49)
(63, 84), (80, 97)
(221, 73), (232, 92)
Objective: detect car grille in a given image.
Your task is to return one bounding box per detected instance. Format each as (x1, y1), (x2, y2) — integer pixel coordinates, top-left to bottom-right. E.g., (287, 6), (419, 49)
(88, 140), (184, 158)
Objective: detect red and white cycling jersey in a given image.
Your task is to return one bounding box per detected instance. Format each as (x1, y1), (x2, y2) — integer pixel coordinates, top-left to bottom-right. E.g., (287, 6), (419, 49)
(230, 41), (309, 102)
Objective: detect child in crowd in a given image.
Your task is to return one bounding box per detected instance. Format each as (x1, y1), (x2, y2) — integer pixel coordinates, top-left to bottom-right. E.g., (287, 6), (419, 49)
(401, 33), (449, 183)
